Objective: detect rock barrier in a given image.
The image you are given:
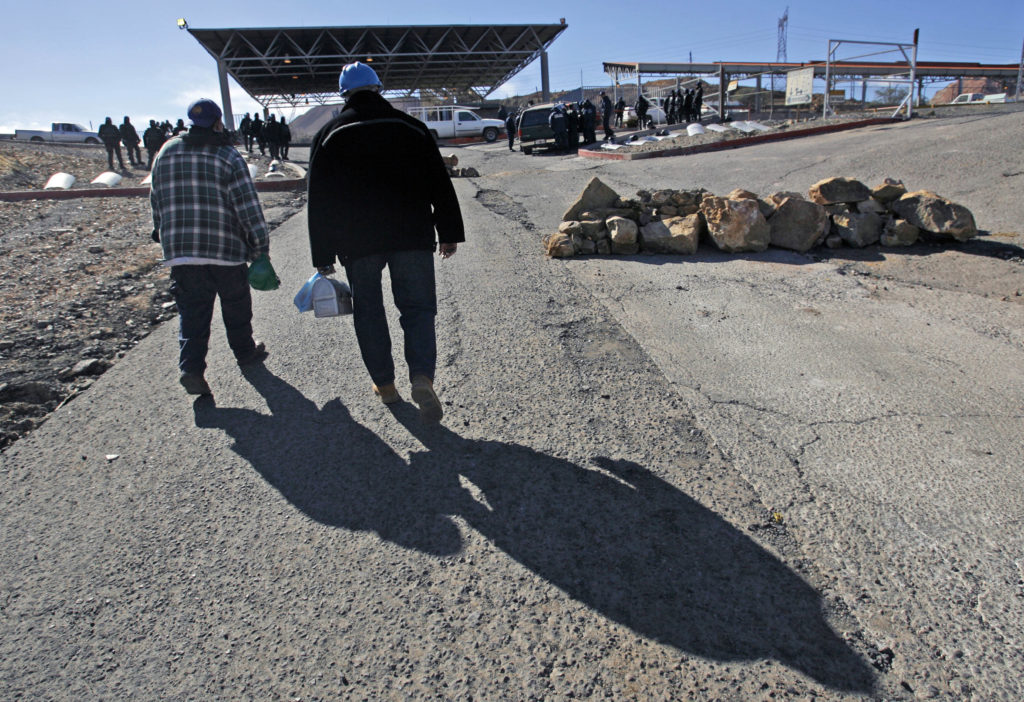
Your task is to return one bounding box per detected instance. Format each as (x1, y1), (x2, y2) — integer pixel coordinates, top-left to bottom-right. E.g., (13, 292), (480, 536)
(544, 176), (978, 258)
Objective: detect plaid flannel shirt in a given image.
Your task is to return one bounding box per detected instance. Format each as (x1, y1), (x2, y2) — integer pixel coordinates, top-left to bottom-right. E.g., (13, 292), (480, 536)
(150, 136), (269, 264)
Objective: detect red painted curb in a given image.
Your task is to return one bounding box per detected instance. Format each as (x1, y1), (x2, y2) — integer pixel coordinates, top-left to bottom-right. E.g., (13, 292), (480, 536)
(578, 118), (898, 161)
(0, 178), (306, 202)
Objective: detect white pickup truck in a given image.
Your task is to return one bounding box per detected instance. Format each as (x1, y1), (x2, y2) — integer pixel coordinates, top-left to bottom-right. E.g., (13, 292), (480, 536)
(15, 123), (101, 144)
(947, 93), (1006, 105)
(407, 106), (504, 142)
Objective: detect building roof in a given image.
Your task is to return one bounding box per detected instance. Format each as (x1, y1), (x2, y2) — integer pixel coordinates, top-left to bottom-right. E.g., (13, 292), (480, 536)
(188, 23), (568, 108)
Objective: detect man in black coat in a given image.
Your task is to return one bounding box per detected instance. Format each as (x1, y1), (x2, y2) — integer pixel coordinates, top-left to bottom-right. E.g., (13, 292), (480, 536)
(580, 99), (597, 145)
(142, 119), (166, 170)
(635, 94), (650, 129)
(98, 117), (125, 170)
(600, 91), (614, 141)
(614, 97), (626, 127)
(548, 105), (567, 151)
(239, 113), (253, 152)
(565, 104), (580, 152)
(279, 117), (291, 160)
(264, 114), (281, 159)
(307, 62), (464, 422)
(694, 85), (704, 122)
(249, 115), (264, 155)
(505, 111), (517, 151)
(683, 89), (694, 123)
(119, 116), (142, 167)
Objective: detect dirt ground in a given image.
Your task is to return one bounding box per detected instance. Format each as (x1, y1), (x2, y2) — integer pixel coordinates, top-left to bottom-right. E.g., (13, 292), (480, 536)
(0, 140), (305, 449)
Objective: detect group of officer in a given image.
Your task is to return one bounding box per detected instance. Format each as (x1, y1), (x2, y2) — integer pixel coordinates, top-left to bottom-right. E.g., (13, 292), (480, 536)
(500, 82), (706, 154)
(664, 85), (705, 124)
(97, 116), (184, 171)
(237, 113), (292, 160)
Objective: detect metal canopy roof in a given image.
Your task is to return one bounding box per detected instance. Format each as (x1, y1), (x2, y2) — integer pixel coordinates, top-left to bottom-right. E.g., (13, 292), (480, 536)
(189, 23), (568, 108)
(603, 60), (1021, 82)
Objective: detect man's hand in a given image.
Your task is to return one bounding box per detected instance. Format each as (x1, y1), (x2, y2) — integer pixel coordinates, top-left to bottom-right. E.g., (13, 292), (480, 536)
(317, 264), (336, 276)
(439, 243), (457, 259)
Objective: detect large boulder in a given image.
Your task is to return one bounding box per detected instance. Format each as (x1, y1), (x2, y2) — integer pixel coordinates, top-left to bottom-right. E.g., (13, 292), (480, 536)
(545, 232), (575, 258)
(768, 191), (804, 207)
(769, 197), (829, 252)
(891, 190), (977, 241)
(871, 178), (906, 204)
(728, 188), (773, 219)
(854, 198), (886, 215)
(607, 216), (639, 255)
(650, 189), (675, 206)
(700, 196), (770, 252)
(808, 177), (871, 205)
(563, 177), (620, 221)
(558, 220), (582, 236)
(881, 219), (920, 246)
(579, 219), (608, 240)
(832, 212), (883, 248)
(640, 215), (702, 254)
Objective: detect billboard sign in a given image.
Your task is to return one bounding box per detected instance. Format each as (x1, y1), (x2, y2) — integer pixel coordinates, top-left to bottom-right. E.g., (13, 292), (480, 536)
(785, 67), (814, 106)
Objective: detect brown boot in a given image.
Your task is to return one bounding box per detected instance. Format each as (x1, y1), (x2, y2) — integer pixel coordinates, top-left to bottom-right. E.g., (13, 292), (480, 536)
(373, 382), (401, 404)
(410, 375), (443, 423)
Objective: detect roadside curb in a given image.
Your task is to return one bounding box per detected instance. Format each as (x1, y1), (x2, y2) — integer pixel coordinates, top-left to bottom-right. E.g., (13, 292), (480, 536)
(578, 117), (898, 161)
(0, 178), (306, 202)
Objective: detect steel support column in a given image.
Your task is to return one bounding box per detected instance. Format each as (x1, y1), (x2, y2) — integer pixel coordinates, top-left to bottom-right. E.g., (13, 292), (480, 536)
(218, 60), (235, 131)
(540, 50), (550, 102)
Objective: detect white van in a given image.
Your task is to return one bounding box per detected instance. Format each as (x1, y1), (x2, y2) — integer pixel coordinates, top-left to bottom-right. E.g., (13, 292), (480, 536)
(407, 106), (504, 142)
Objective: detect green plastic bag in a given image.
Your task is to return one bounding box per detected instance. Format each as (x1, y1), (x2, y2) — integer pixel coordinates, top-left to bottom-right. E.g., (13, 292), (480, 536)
(247, 254), (280, 291)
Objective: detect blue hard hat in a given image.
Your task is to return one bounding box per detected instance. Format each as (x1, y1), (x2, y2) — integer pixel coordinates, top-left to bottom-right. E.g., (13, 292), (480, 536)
(338, 61), (382, 96)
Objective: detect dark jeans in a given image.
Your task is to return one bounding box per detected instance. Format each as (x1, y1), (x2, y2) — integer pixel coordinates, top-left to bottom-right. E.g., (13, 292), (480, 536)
(169, 264), (257, 374)
(344, 250), (437, 386)
(104, 142), (125, 169)
(146, 148), (158, 170)
(603, 116), (614, 140)
(125, 142), (141, 165)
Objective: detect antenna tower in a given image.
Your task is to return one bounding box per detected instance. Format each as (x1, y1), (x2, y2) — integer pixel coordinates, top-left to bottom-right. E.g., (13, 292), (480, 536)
(777, 6), (789, 63)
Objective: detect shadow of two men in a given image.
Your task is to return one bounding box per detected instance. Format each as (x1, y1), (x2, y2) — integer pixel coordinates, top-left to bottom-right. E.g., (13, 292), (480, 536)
(193, 365), (875, 695)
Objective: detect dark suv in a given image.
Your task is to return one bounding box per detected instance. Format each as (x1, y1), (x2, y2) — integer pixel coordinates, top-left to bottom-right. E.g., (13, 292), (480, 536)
(515, 103), (555, 155)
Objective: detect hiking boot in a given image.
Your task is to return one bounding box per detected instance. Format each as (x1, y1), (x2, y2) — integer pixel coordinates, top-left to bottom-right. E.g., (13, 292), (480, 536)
(180, 372), (211, 395)
(373, 382), (401, 404)
(237, 341), (267, 366)
(410, 375), (443, 423)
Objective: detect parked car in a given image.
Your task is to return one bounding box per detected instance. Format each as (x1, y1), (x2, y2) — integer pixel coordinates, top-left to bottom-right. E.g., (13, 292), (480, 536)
(15, 123), (101, 144)
(946, 92), (1006, 105)
(515, 103), (556, 155)
(407, 106), (504, 142)
(624, 96), (666, 128)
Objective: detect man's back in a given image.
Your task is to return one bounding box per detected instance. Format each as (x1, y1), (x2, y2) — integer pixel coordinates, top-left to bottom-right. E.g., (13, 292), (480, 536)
(307, 90), (463, 266)
(151, 131), (266, 264)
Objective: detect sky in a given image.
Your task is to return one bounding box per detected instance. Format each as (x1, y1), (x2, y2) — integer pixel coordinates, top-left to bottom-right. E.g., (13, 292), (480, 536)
(3, 0), (1022, 133)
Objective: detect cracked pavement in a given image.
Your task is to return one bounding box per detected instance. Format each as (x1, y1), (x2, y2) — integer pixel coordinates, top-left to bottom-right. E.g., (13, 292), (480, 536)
(463, 107), (1024, 698)
(2, 108), (1022, 699)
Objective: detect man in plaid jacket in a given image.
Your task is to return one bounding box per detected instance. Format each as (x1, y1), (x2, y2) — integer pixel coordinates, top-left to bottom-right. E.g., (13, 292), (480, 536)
(150, 98), (270, 396)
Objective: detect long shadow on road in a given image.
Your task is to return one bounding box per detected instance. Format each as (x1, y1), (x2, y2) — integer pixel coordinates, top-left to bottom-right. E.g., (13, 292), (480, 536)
(194, 365), (876, 694)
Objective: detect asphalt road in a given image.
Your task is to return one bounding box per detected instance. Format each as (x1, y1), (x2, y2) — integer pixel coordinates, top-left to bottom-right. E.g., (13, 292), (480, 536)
(2, 108), (1022, 700)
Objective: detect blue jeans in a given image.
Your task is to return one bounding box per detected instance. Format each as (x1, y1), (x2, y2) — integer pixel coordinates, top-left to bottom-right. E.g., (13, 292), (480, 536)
(344, 250), (437, 386)
(169, 264), (257, 374)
